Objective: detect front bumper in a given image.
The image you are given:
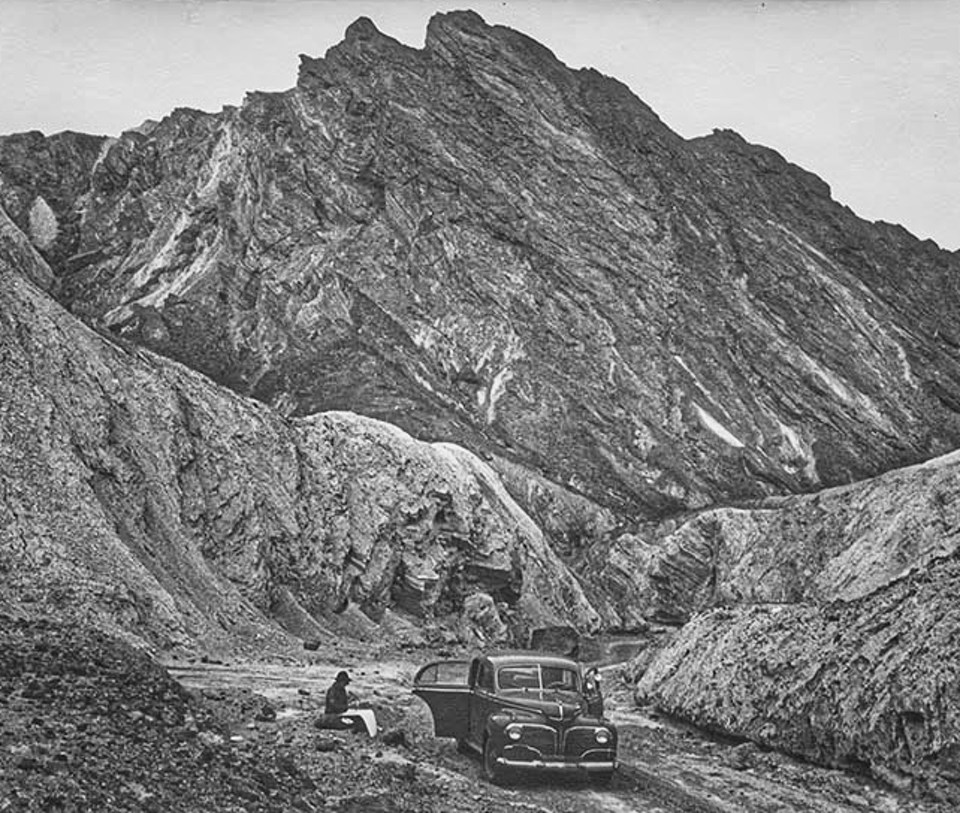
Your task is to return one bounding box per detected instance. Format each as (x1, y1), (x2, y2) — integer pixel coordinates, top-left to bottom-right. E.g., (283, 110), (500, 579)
(496, 756), (616, 773)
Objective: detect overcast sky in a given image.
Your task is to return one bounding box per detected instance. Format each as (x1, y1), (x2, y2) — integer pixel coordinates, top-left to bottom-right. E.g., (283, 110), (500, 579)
(1, 0), (957, 249)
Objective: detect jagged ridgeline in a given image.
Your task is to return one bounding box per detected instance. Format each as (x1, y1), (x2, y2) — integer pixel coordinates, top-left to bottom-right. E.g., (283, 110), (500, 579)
(3, 12), (960, 530)
(2, 12), (960, 797)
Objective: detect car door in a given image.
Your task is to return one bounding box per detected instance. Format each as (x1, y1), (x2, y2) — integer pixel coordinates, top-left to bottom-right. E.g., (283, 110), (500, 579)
(412, 660), (472, 738)
(468, 659), (496, 747)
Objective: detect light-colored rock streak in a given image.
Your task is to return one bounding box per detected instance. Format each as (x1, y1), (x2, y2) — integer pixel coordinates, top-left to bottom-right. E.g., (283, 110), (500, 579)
(28, 197), (58, 250)
(693, 402), (744, 448)
(90, 136), (118, 176)
(194, 124), (237, 205)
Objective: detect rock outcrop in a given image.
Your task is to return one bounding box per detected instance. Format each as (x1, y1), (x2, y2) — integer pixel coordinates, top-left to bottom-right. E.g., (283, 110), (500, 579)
(582, 448), (960, 626)
(621, 448), (960, 801)
(636, 553), (960, 803)
(0, 252), (599, 651)
(2, 11), (960, 530)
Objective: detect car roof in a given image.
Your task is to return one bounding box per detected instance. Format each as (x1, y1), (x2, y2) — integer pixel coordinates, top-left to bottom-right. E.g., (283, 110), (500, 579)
(484, 651), (580, 669)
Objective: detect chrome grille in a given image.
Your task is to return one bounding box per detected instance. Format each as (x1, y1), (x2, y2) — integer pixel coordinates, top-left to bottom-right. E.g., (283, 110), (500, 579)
(515, 724), (557, 755)
(563, 725), (602, 756)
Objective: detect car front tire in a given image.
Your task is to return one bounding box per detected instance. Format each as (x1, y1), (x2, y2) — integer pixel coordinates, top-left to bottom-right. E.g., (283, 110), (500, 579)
(482, 736), (506, 785)
(590, 770), (614, 787)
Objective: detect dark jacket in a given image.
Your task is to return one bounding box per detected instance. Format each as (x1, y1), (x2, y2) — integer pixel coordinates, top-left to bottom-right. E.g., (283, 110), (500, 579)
(325, 681), (349, 715)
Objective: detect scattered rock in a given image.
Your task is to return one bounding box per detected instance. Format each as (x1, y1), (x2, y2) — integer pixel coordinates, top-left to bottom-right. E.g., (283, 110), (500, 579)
(14, 755), (41, 772)
(315, 737), (341, 753)
(255, 703), (277, 722)
(198, 731), (224, 748)
(722, 742), (758, 771)
(382, 729), (409, 748)
(460, 593), (508, 645)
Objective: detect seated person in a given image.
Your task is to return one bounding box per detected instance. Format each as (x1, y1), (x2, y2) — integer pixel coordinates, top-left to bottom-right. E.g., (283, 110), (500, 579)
(316, 670), (378, 737)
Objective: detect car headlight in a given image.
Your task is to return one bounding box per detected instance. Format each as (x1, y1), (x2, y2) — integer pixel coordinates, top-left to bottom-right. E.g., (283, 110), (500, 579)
(595, 728), (610, 744)
(506, 725), (523, 741)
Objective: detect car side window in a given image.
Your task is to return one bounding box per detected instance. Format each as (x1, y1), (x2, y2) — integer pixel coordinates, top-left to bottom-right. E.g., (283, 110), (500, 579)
(415, 661), (471, 686)
(498, 665), (539, 690)
(541, 667), (579, 691)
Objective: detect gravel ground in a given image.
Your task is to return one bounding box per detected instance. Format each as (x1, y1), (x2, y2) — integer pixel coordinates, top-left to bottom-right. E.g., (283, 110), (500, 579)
(0, 614), (486, 812)
(1, 614), (951, 813)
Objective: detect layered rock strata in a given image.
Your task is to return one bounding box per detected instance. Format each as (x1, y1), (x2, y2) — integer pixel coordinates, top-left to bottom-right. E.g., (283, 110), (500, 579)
(637, 553), (960, 803)
(3, 18), (960, 788)
(0, 254), (598, 651)
(582, 449), (960, 626)
(623, 449), (960, 800)
(2, 12), (960, 528)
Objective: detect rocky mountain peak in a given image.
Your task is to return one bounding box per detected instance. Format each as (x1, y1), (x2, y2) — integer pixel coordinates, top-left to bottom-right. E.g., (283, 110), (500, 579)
(344, 15), (382, 41)
(336, 14), (413, 58)
(425, 9), (506, 51)
(3, 10), (960, 534)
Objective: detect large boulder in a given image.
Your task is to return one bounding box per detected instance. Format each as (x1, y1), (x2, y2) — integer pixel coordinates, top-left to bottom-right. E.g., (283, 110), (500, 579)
(528, 626), (580, 657)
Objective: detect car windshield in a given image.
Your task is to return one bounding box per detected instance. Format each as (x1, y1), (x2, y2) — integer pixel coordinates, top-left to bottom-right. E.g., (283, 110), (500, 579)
(497, 664), (580, 692)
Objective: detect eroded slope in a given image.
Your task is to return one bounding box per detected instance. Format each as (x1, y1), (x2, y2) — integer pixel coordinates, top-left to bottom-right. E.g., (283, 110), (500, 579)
(582, 449), (960, 626)
(0, 255), (598, 651)
(637, 554), (960, 804)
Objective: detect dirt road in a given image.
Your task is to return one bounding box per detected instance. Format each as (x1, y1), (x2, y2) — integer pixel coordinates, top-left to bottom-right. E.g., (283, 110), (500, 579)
(166, 655), (947, 813)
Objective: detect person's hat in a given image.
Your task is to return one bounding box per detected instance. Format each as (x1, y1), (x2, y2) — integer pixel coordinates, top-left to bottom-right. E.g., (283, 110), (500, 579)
(335, 670), (351, 684)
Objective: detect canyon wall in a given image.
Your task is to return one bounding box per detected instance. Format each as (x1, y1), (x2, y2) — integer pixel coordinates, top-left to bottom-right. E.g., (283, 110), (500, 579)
(0, 253), (599, 652)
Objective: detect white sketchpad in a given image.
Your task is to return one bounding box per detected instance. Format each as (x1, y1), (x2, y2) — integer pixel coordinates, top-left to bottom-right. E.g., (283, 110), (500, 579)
(342, 709), (378, 737)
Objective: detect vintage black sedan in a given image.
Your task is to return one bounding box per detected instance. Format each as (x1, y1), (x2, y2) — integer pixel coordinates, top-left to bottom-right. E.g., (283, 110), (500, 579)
(412, 652), (617, 784)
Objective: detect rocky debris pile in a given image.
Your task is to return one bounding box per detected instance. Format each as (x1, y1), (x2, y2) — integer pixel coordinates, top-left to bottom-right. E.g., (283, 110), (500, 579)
(636, 550), (960, 806)
(0, 614), (324, 812)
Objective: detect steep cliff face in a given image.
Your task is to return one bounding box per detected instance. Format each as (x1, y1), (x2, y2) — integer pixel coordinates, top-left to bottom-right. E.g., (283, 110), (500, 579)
(0, 250), (599, 651)
(636, 553), (960, 803)
(3, 11), (959, 527)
